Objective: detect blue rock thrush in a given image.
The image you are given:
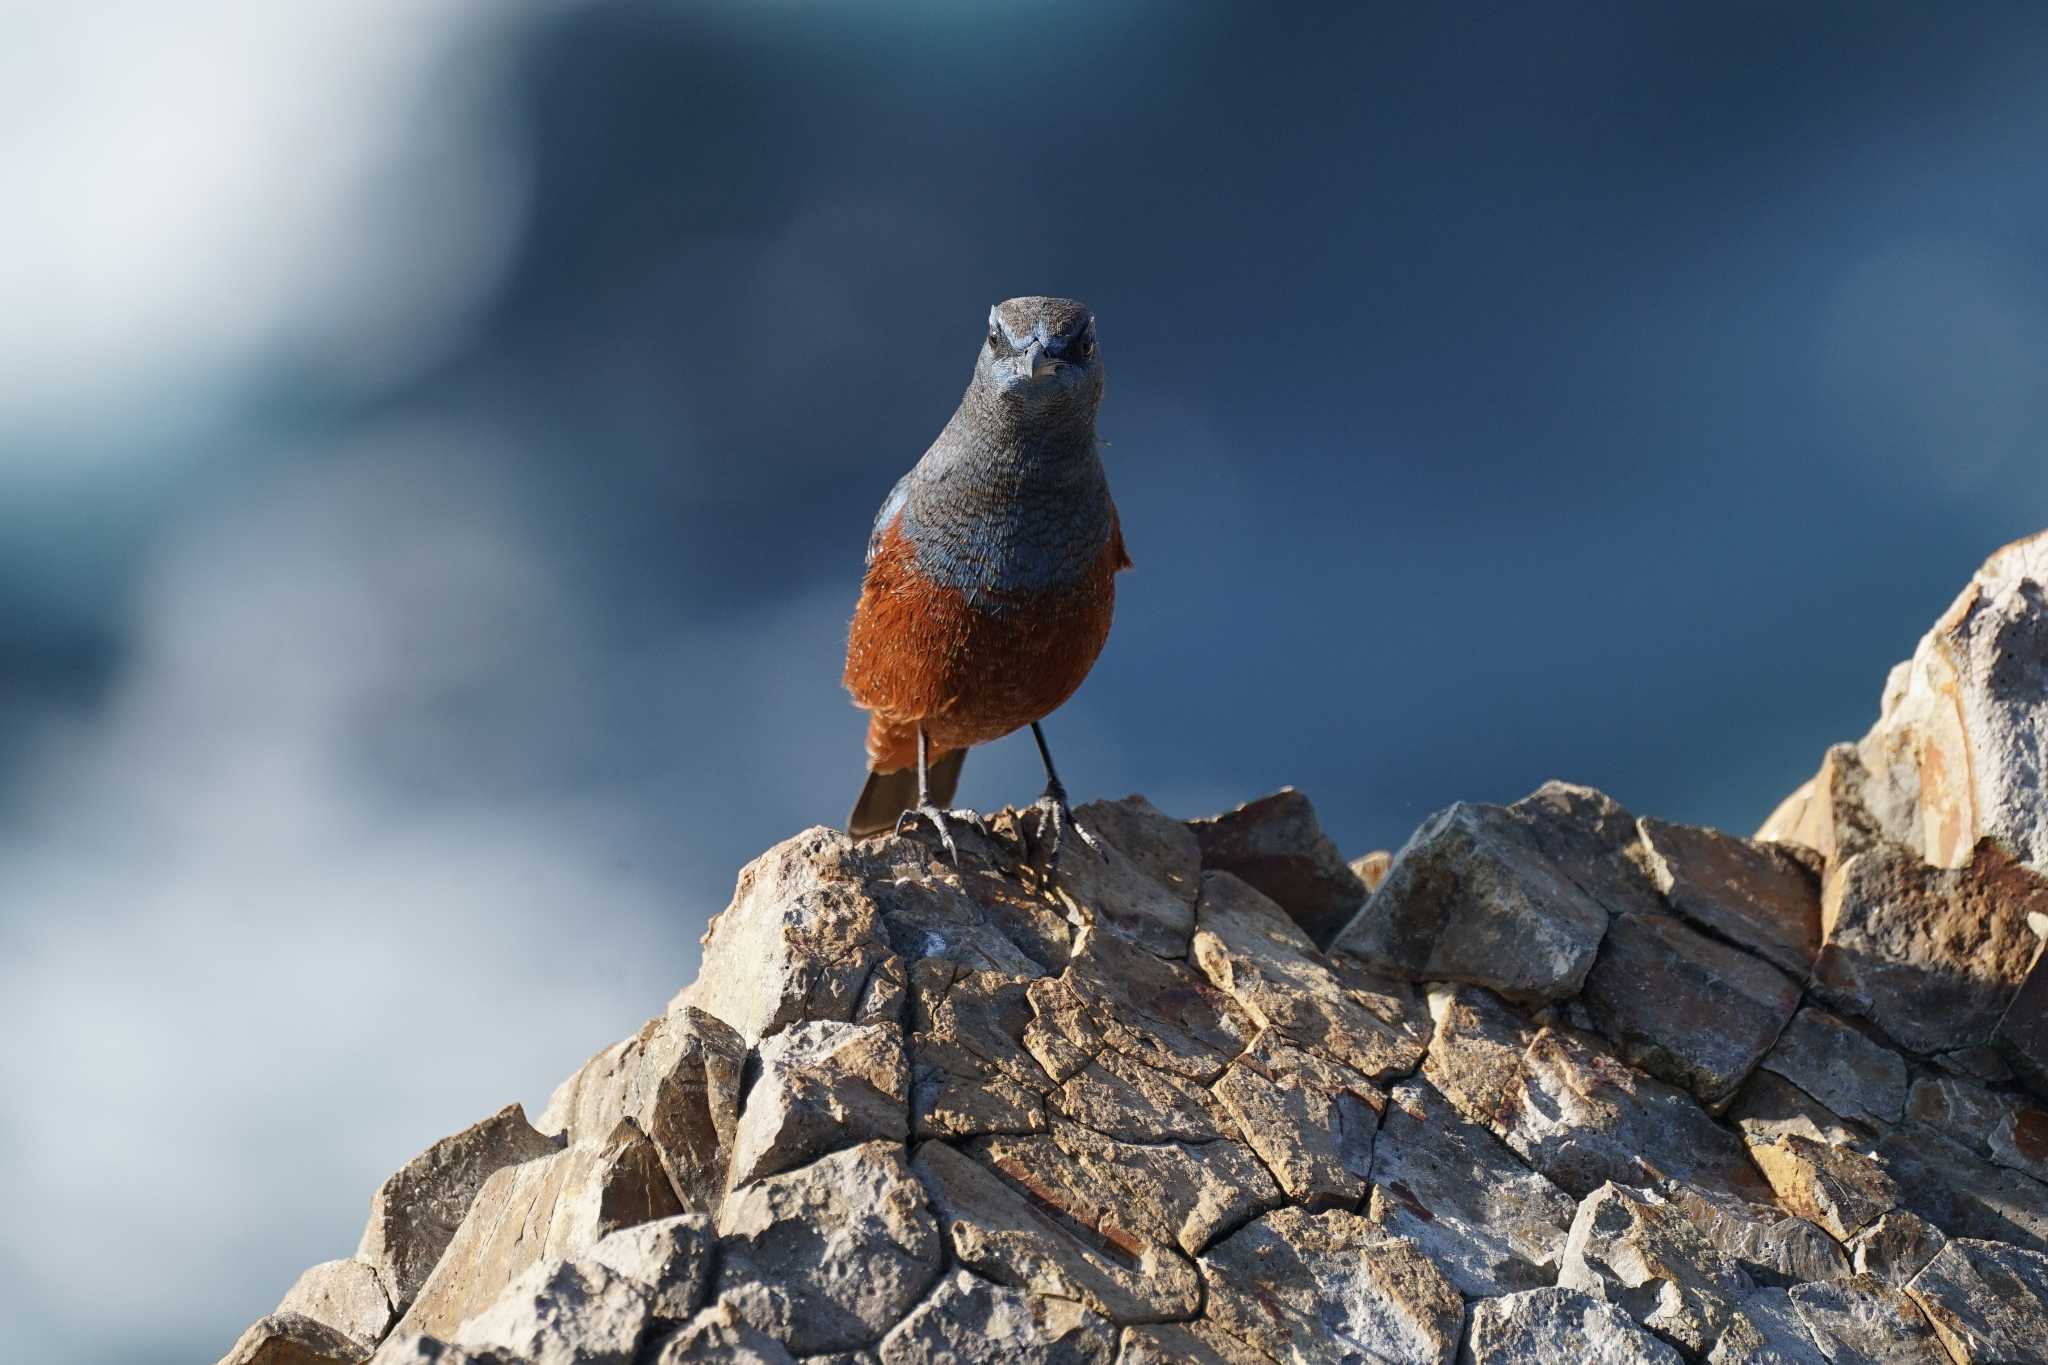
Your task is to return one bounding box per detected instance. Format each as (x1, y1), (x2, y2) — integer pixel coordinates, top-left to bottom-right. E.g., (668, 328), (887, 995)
(843, 296), (1130, 862)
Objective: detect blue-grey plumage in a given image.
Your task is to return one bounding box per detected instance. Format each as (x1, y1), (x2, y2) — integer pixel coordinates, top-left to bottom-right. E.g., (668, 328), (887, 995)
(844, 296), (1129, 861)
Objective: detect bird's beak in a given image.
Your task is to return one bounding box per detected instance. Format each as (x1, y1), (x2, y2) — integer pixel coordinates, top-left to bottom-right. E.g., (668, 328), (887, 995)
(1023, 342), (1061, 380)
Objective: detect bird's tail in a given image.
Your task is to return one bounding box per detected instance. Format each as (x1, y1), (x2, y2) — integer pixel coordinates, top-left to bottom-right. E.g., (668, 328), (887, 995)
(848, 748), (967, 837)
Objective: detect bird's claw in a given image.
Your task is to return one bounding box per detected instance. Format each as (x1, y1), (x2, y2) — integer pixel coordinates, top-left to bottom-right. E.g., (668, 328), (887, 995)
(1025, 785), (1105, 870)
(893, 804), (990, 864)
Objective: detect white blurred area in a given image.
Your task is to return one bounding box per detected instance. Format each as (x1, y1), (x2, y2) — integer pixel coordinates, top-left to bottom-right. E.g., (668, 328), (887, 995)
(0, 0), (536, 449)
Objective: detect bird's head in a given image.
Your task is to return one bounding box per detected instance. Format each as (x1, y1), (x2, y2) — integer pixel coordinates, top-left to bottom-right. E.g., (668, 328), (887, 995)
(975, 296), (1102, 411)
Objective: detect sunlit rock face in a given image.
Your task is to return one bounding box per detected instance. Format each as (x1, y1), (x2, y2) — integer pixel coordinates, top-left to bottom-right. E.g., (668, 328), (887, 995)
(219, 540), (2048, 1365)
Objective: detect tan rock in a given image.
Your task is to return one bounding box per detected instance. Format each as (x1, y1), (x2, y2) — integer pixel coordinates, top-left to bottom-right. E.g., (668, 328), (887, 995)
(1558, 1182), (1758, 1359)
(1074, 795), (1202, 908)
(1814, 839), (2048, 1057)
(1031, 802), (1196, 957)
(1756, 742), (1897, 871)
(394, 1120), (683, 1340)
(278, 1259), (393, 1351)
(355, 1103), (561, 1313)
(693, 829), (898, 1045)
(364, 1336), (514, 1365)
(1199, 1208), (1465, 1365)
(965, 1121), (1281, 1257)
(1578, 909), (1802, 1110)
(1188, 788), (1369, 946)
(715, 1141), (942, 1354)
(875, 1267), (1117, 1363)
(726, 1020), (908, 1189)
(1052, 1039), (1234, 1144)
(1745, 1133), (1899, 1241)
(1350, 849), (1392, 893)
(1367, 1079), (1577, 1297)
(218, 1313), (372, 1365)
(1049, 919), (1255, 1083)
(1706, 1288), (1828, 1364)
(1212, 1031), (1380, 1208)
(1904, 1237), (2048, 1364)
(1848, 531), (2048, 872)
(1191, 870), (1426, 1081)
(909, 962), (1049, 1140)
(1638, 818), (1823, 978)
(910, 1139), (1200, 1324)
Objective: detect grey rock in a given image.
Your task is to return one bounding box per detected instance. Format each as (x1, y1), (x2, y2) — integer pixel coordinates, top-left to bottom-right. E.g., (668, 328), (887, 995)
(1996, 950), (2048, 1102)
(1708, 1288), (1828, 1365)
(1851, 1213), (1949, 1288)
(648, 1301), (797, 1364)
(1191, 870), (1426, 1082)
(218, 1313), (372, 1365)
(876, 1268), (1116, 1363)
(1904, 1237), (2048, 1364)
(356, 1103), (561, 1313)
(1638, 818), (1824, 978)
(727, 1020), (908, 1189)
(395, 1121), (684, 1341)
(1989, 1096), (2048, 1185)
(1654, 1179), (1850, 1288)
(1331, 799), (1613, 1002)
(1508, 781), (1670, 922)
(1366, 1078), (1577, 1297)
(1812, 841), (2047, 1056)
(910, 1139), (1199, 1324)
(1040, 918), (1255, 1085)
(1422, 985), (1773, 1203)
(1876, 1124), (2048, 1254)
(1188, 788), (1368, 946)
(714, 1141), (941, 1355)
(1040, 800), (1197, 956)
(452, 1259), (650, 1365)
(1579, 909), (1802, 1110)
(278, 1259), (393, 1349)
(366, 1337), (517, 1365)
(1789, 1274), (1951, 1364)
(1763, 1009), (1908, 1129)
(1559, 1182), (1758, 1359)
(1756, 743), (1897, 872)
(1729, 1069), (1871, 1150)
(1464, 1288), (1684, 1364)
(585, 1215), (713, 1322)
(1199, 1208), (1465, 1365)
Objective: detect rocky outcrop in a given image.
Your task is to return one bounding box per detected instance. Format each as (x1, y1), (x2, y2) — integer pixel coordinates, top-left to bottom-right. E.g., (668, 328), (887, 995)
(222, 534), (2048, 1364)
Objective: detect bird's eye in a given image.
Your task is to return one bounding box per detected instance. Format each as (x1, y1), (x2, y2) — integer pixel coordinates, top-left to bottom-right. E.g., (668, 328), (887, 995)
(1069, 331), (1093, 360)
(987, 330), (1003, 354)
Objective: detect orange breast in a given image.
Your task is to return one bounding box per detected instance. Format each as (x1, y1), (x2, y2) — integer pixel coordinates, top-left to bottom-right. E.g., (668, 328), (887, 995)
(844, 514), (1129, 772)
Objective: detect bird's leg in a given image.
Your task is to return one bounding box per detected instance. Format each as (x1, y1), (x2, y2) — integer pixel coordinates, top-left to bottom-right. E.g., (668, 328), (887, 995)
(1025, 721), (1105, 867)
(893, 725), (962, 864)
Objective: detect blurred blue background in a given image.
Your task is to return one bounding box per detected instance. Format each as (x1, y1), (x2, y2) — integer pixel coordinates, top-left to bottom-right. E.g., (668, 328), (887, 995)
(3, 2), (2045, 1359)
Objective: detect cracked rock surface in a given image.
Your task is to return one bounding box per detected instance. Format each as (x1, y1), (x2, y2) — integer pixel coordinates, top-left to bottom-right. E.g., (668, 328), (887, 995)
(223, 534), (2048, 1364)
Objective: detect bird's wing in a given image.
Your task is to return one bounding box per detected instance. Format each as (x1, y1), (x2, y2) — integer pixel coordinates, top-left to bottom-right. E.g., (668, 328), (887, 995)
(866, 472), (913, 566)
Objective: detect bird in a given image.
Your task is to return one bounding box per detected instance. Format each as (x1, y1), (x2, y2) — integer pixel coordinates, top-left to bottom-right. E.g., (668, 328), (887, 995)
(843, 295), (1130, 863)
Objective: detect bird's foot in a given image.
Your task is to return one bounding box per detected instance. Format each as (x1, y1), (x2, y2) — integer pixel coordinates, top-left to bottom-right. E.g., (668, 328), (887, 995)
(893, 804), (989, 865)
(1024, 782), (1105, 870)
